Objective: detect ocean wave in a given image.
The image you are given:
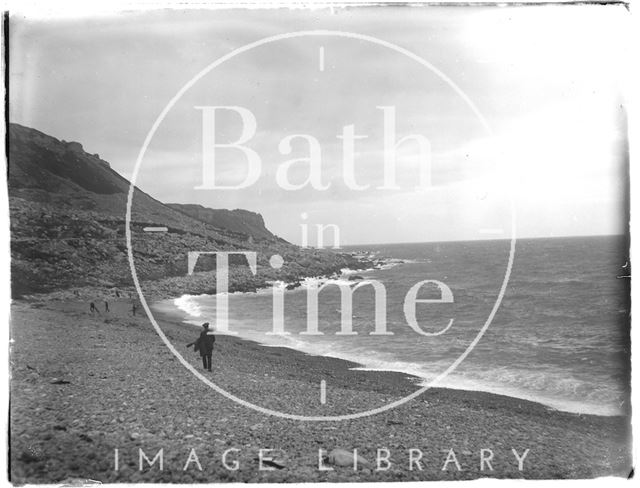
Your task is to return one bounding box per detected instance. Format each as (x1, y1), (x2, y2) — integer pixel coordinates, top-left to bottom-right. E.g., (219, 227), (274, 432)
(350, 358), (625, 416)
(174, 294), (203, 318)
(270, 337), (628, 417)
(297, 275), (359, 290)
(168, 293), (626, 417)
(425, 375), (624, 417)
(340, 268), (361, 275)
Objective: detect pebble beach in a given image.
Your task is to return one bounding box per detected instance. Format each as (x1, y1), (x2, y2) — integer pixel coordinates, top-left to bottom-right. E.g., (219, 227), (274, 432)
(9, 295), (632, 483)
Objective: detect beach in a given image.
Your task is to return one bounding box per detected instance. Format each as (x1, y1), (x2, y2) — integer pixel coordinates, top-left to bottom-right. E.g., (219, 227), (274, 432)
(9, 296), (632, 483)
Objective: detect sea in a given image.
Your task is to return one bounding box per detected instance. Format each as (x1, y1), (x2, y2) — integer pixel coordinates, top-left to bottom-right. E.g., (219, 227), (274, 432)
(153, 235), (630, 416)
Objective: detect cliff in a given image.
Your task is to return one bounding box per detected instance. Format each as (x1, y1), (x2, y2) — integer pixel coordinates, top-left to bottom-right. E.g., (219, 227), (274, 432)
(7, 123), (364, 297)
(168, 204), (278, 242)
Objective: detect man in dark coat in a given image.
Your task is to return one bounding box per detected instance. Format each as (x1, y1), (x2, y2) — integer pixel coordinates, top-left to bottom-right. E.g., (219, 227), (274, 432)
(187, 322), (216, 372)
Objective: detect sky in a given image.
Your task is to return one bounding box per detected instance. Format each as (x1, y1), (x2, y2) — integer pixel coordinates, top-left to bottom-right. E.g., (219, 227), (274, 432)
(9, 4), (631, 245)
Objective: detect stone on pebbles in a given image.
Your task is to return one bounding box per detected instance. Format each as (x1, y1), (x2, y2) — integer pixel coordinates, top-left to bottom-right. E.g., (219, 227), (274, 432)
(256, 449), (288, 469)
(259, 456), (287, 470)
(326, 448), (371, 468)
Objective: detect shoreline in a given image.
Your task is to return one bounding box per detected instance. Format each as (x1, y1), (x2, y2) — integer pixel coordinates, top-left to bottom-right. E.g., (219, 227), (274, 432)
(9, 297), (633, 482)
(18, 253), (629, 421)
(155, 289), (626, 419)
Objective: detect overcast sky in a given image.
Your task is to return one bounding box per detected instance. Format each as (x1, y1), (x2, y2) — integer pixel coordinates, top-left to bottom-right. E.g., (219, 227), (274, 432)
(10, 5), (630, 245)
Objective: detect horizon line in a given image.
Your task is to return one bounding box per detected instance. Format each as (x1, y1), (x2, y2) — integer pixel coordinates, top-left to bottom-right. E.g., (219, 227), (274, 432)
(322, 232), (628, 248)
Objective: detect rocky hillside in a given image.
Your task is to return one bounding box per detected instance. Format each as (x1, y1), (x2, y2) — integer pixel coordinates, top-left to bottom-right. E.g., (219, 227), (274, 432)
(168, 204), (276, 242)
(8, 124), (366, 297)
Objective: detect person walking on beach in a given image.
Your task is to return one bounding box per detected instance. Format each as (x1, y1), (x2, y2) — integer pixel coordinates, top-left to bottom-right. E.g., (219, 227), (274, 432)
(89, 302), (99, 315)
(104, 300), (109, 313)
(131, 303), (137, 316)
(187, 322), (216, 372)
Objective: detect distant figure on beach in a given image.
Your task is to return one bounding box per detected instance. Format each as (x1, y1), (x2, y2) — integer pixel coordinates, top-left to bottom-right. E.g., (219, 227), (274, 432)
(187, 322), (216, 372)
(131, 303), (137, 316)
(115, 290), (120, 298)
(89, 302), (99, 315)
(104, 301), (109, 313)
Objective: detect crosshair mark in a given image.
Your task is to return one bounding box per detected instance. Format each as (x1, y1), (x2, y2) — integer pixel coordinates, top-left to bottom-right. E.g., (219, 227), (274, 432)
(143, 227), (168, 232)
(320, 379), (327, 405)
(319, 46), (325, 72)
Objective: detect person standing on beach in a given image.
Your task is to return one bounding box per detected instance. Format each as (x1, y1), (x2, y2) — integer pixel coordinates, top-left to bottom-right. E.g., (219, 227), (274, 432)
(187, 322), (216, 372)
(104, 300), (109, 313)
(89, 302), (99, 315)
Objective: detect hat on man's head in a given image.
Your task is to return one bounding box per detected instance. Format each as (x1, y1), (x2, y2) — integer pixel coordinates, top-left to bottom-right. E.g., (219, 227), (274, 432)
(202, 322), (210, 329)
